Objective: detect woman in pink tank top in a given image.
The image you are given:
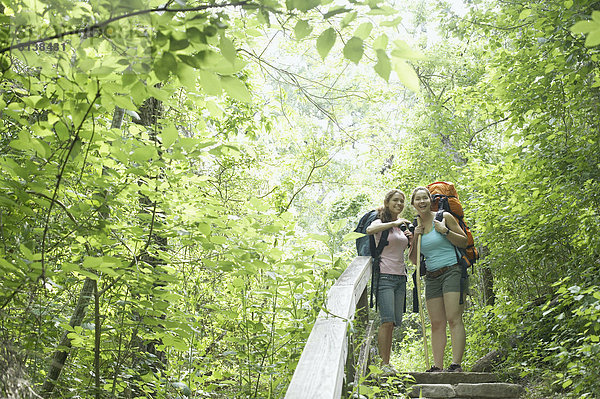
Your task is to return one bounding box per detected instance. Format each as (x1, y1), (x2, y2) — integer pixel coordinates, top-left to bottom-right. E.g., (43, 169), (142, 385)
(366, 189), (413, 375)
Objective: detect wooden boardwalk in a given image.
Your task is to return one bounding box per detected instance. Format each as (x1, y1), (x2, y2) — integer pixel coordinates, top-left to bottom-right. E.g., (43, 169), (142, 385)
(285, 256), (524, 398)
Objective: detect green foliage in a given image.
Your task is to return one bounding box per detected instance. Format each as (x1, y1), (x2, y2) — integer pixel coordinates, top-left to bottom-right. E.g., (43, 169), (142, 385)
(0, 0), (417, 397)
(2, 0), (600, 396)
(466, 285), (600, 398)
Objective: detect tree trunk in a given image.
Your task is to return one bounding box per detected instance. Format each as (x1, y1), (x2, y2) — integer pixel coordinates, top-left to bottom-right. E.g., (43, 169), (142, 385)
(481, 265), (495, 306)
(126, 93), (169, 393)
(41, 105), (125, 397)
(41, 277), (95, 396)
(471, 348), (506, 372)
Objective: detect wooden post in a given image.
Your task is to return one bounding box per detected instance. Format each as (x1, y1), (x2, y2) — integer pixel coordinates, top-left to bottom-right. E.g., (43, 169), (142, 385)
(356, 285), (368, 327)
(345, 285), (369, 387)
(416, 222), (431, 369)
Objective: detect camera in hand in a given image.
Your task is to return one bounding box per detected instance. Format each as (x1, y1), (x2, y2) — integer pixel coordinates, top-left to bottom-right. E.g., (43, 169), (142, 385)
(399, 222), (414, 233)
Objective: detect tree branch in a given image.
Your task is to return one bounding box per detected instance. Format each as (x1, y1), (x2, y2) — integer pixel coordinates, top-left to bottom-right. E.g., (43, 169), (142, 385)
(40, 86), (100, 284)
(281, 154), (334, 214)
(0, 1), (252, 54)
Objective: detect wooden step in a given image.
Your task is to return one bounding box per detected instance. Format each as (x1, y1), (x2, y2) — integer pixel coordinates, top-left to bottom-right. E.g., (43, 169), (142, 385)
(359, 371), (524, 399)
(405, 372), (499, 384)
(408, 381), (524, 399)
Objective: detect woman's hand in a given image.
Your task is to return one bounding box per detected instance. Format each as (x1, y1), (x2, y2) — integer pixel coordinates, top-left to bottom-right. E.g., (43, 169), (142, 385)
(395, 218), (410, 227)
(413, 224), (424, 236)
(433, 219), (449, 235)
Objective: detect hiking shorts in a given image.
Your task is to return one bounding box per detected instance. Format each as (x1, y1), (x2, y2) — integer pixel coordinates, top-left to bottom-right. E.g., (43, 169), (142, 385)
(425, 264), (469, 300)
(377, 273), (407, 326)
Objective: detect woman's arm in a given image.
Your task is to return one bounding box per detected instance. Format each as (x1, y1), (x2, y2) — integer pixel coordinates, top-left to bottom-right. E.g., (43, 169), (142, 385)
(408, 238), (418, 264)
(408, 223), (424, 264)
(365, 218), (410, 235)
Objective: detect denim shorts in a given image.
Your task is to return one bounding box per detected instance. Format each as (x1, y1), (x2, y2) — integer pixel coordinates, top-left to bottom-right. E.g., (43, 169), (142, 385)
(425, 264), (469, 300)
(377, 273), (407, 326)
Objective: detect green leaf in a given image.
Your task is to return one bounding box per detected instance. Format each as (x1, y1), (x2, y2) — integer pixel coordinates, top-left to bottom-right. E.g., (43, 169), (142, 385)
(340, 11), (357, 29)
(354, 22), (373, 40)
(571, 20), (599, 34)
(83, 256), (102, 269)
(179, 54), (200, 68)
(391, 40), (425, 60)
(162, 334), (188, 351)
(324, 6), (351, 19)
(31, 138), (50, 159)
(186, 27), (205, 44)
(171, 382), (192, 396)
(294, 20), (312, 40)
(585, 29), (600, 47)
(35, 96), (50, 109)
(0, 258), (19, 273)
(343, 231), (365, 242)
(330, 219), (347, 233)
(191, 223), (209, 239)
(367, 5), (397, 16)
(131, 145), (158, 162)
(317, 28), (336, 60)
(562, 379), (573, 388)
(194, 50), (220, 68)
(380, 16), (403, 27)
(288, 0), (319, 12)
(199, 70), (222, 96)
(373, 34), (389, 50)
(155, 52), (177, 81)
(161, 123), (179, 148)
(393, 58), (420, 92)
(207, 56), (247, 75)
(519, 9), (531, 20)
(122, 71), (137, 87)
(169, 37), (189, 51)
(343, 36), (363, 64)
(10, 137), (32, 151)
(176, 62), (198, 91)
(374, 49), (391, 81)
(221, 76), (252, 103)
(210, 235), (227, 244)
(205, 100), (223, 118)
(219, 35), (237, 65)
(309, 233), (329, 243)
(112, 94), (137, 111)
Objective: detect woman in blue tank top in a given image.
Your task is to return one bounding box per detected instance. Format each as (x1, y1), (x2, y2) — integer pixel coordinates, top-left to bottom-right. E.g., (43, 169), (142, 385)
(408, 187), (469, 373)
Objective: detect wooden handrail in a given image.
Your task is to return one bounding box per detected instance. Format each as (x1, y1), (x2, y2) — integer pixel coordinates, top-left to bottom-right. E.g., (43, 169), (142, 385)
(285, 256), (372, 399)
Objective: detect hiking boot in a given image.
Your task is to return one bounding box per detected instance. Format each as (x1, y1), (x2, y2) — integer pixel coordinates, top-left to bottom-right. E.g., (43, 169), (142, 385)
(444, 363), (463, 372)
(425, 366), (442, 372)
(381, 364), (398, 376)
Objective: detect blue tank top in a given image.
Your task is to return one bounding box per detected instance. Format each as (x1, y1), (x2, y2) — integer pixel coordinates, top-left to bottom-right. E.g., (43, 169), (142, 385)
(420, 221), (457, 271)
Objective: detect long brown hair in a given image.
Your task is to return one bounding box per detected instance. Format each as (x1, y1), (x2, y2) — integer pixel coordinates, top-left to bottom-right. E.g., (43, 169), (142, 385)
(410, 186), (431, 206)
(378, 189), (405, 223)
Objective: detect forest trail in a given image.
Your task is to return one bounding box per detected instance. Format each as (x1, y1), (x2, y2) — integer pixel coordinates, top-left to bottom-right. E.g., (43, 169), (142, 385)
(379, 372), (525, 399)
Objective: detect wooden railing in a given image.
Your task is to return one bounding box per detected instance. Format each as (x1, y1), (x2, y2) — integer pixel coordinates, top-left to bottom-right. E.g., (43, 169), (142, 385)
(285, 256), (372, 399)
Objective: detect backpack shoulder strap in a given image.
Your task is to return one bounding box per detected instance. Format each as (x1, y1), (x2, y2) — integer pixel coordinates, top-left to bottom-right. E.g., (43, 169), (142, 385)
(371, 228), (390, 258)
(435, 209), (445, 222)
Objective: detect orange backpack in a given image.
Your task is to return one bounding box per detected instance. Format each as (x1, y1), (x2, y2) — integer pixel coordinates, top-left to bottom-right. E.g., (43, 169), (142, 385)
(427, 181), (479, 267)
